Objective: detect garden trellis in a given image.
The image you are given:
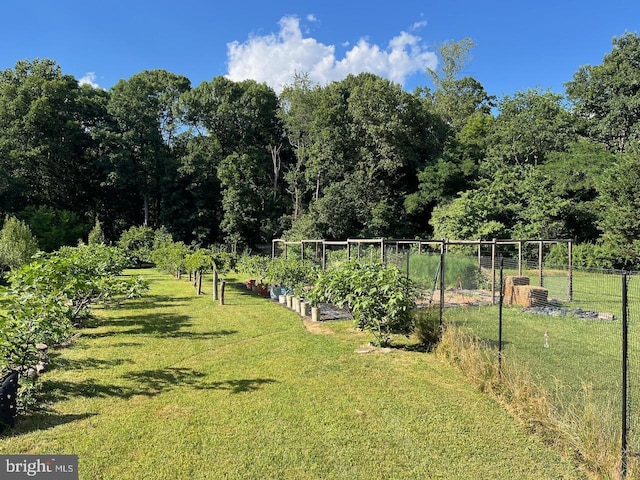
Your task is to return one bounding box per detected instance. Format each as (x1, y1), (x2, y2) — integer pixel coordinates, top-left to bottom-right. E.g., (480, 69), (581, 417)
(272, 237), (574, 306)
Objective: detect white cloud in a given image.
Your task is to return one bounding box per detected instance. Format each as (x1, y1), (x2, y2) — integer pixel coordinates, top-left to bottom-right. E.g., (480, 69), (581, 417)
(78, 72), (100, 89)
(226, 16), (437, 93)
(411, 20), (428, 31)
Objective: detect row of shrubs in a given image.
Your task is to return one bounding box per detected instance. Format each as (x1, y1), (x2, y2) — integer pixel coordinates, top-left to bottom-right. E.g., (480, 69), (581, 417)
(0, 221), (151, 425)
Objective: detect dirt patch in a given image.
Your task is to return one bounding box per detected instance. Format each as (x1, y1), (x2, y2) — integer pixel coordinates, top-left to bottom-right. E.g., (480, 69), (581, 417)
(417, 289), (495, 307)
(303, 319), (334, 335)
(354, 345), (392, 354)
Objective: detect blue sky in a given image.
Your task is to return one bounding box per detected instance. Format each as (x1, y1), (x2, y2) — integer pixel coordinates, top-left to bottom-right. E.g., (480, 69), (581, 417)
(2, 1), (639, 98)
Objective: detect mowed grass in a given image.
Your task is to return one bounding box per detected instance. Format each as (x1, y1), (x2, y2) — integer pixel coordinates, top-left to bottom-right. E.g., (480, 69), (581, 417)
(0, 270), (585, 479)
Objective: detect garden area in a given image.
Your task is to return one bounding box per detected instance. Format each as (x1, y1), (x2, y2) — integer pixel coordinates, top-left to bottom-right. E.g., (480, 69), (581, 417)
(2, 224), (634, 478)
(0, 268), (585, 479)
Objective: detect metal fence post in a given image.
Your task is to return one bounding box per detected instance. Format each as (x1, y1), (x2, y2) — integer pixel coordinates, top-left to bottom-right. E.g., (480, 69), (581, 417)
(439, 251), (445, 328)
(621, 272), (629, 479)
(498, 258), (504, 376)
(491, 238), (497, 305)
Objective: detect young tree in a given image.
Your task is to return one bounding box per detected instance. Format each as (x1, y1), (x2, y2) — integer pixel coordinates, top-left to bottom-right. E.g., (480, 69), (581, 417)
(0, 216), (39, 275)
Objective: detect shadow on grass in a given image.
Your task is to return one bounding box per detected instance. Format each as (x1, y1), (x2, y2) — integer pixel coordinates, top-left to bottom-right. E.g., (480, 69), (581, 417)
(196, 378), (278, 394)
(42, 367), (278, 402)
(4, 412), (97, 437)
(49, 354), (135, 371)
(82, 313), (194, 338)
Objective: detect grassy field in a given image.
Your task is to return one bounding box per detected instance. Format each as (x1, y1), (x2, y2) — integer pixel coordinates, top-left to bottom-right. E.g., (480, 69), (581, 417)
(0, 269), (585, 479)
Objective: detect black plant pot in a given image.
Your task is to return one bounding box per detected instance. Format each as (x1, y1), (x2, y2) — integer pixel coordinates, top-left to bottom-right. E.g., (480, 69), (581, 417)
(0, 371), (19, 434)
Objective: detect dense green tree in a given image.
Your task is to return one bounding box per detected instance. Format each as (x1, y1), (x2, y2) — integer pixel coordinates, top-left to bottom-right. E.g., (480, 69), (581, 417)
(486, 89), (576, 167)
(566, 32), (640, 152)
(107, 70), (191, 227)
(0, 216), (39, 275)
(0, 59), (98, 214)
(596, 149), (640, 267)
(181, 77), (285, 246)
(426, 38), (494, 131)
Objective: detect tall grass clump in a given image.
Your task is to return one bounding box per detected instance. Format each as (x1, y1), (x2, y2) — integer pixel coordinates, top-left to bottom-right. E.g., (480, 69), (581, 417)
(413, 306), (442, 350)
(407, 253), (487, 290)
(435, 324), (624, 478)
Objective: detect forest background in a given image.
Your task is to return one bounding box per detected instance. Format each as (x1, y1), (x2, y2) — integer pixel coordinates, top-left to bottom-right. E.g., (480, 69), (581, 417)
(2, 33), (640, 268)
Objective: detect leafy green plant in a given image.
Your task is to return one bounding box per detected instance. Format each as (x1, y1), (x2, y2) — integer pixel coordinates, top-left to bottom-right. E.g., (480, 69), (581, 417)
(151, 240), (189, 277)
(88, 219), (106, 245)
(414, 306), (442, 349)
(117, 226), (156, 267)
(9, 244), (148, 323)
(310, 261), (418, 346)
(0, 215), (39, 277)
(267, 257), (319, 295)
(19, 206), (89, 252)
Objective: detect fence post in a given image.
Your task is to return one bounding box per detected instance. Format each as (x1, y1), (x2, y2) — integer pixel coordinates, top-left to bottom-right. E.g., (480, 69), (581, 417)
(568, 240), (573, 302)
(439, 251), (445, 328)
(518, 240), (523, 276)
(406, 248), (410, 280)
(197, 269), (202, 295)
(491, 238), (497, 305)
(212, 270), (219, 301)
(621, 272), (629, 479)
(538, 240), (544, 287)
(219, 280), (226, 306)
(498, 258), (504, 376)
(322, 242), (327, 271)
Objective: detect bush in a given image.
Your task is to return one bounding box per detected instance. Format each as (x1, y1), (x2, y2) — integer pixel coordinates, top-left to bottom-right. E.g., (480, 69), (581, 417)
(151, 240), (189, 277)
(310, 261), (418, 346)
(88, 219), (106, 245)
(19, 206), (88, 252)
(9, 244), (147, 323)
(0, 215), (39, 276)
(414, 306), (442, 349)
(117, 226), (156, 267)
(545, 242), (615, 270)
(267, 257), (319, 294)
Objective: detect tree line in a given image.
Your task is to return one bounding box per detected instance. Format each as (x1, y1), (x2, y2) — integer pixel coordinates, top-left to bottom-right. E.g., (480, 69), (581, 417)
(2, 33), (640, 267)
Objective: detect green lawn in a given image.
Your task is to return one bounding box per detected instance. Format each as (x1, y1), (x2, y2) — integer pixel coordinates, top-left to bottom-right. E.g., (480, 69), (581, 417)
(0, 269), (585, 479)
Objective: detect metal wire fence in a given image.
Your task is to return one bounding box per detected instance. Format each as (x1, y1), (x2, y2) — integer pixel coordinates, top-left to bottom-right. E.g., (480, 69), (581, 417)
(440, 257), (639, 479)
(271, 237), (638, 476)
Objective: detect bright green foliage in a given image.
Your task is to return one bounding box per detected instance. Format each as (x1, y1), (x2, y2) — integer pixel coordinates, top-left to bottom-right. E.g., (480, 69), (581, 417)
(236, 254), (271, 283)
(566, 32), (640, 152)
(266, 257), (319, 294)
(88, 219), (106, 245)
(184, 248), (216, 274)
(0, 215), (39, 275)
(9, 244), (147, 323)
(117, 226), (156, 267)
(19, 206), (89, 252)
(1, 244), (147, 410)
(310, 261), (418, 346)
(596, 150), (640, 267)
(151, 240), (190, 276)
(0, 291), (72, 373)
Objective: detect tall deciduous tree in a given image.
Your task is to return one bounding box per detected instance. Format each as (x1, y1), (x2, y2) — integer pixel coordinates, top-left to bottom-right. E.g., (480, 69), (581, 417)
(486, 89), (576, 167)
(0, 59), (97, 214)
(181, 77), (285, 246)
(107, 70), (191, 227)
(566, 32), (640, 152)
